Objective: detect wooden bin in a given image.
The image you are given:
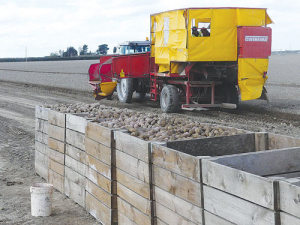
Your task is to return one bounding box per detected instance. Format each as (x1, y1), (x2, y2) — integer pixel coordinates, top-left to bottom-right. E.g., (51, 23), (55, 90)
(64, 113), (88, 207)
(35, 106), (50, 180)
(202, 135), (300, 225)
(85, 121), (118, 225)
(47, 109), (66, 193)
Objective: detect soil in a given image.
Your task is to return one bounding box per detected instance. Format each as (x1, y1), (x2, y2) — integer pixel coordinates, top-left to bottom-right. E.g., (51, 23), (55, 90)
(0, 79), (300, 224)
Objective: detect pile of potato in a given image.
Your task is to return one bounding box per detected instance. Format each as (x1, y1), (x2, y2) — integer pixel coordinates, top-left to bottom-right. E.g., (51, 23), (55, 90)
(49, 103), (246, 141)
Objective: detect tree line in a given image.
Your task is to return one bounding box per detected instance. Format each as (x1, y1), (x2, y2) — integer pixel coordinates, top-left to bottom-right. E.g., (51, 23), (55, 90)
(50, 44), (109, 57)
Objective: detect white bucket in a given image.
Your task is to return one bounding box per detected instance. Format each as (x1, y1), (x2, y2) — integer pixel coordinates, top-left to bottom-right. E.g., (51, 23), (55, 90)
(30, 183), (54, 217)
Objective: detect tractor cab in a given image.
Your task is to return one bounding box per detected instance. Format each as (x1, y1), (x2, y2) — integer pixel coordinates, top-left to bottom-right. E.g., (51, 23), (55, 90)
(113, 41), (150, 55)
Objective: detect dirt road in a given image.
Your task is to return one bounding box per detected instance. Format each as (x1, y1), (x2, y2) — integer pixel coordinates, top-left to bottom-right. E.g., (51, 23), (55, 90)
(0, 76), (300, 224)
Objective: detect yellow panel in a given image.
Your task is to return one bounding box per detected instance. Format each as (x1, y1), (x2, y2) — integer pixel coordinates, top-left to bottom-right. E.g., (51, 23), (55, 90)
(238, 58), (269, 101)
(237, 8), (266, 26)
(266, 12), (273, 25)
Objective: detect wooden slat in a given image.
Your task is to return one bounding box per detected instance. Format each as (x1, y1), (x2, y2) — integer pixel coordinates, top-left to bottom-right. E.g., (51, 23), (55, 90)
(117, 168), (150, 199)
(86, 153), (113, 180)
(152, 144), (200, 182)
(48, 158), (64, 176)
(155, 202), (197, 225)
(279, 180), (300, 218)
(66, 129), (85, 151)
(85, 137), (111, 166)
(203, 185), (277, 225)
(65, 155), (86, 176)
(204, 211), (235, 225)
(35, 106), (49, 120)
(118, 212), (138, 225)
(48, 110), (65, 127)
(155, 218), (168, 225)
(65, 144), (85, 163)
(255, 132), (269, 151)
(154, 186), (203, 224)
(117, 183), (151, 216)
(86, 166), (115, 194)
(48, 137), (64, 154)
(65, 166), (86, 187)
(86, 179), (116, 209)
(115, 131), (149, 163)
(116, 150), (149, 184)
(118, 197), (151, 225)
(66, 114), (88, 134)
(35, 119), (48, 134)
(86, 122), (113, 147)
(35, 131), (48, 145)
(35, 141), (47, 155)
(280, 212), (300, 225)
(35, 150), (48, 180)
(64, 177), (85, 207)
(47, 147), (64, 164)
(153, 165), (201, 207)
(85, 192), (117, 225)
(202, 159), (275, 209)
(48, 124), (65, 142)
(48, 169), (64, 193)
(269, 133), (300, 150)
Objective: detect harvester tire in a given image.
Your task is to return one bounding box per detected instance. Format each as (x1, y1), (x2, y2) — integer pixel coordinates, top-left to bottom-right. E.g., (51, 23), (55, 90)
(117, 78), (134, 103)
(222, 85), (239, 105)
(160, 85), (180, 113)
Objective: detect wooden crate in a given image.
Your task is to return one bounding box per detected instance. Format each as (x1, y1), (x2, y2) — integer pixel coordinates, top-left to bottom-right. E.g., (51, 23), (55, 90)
(202, 146), (300, 224)
(203, 211), (235, 225)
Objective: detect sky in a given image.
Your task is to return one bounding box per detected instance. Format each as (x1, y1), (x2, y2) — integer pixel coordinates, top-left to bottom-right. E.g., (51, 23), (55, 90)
(0, 0), (298, 58)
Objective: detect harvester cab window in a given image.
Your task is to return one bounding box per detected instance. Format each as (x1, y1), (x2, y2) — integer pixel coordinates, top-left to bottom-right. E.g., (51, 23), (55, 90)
(164, 17), (169, 45)
(191, 18), (211, 37)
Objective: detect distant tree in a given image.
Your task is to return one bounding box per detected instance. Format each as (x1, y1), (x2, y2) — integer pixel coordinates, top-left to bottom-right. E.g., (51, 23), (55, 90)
(50, 52), (59, 57)
(80, 44), (88, 55)
(96, 44), (109, 55)
(63, 47), (78, 57)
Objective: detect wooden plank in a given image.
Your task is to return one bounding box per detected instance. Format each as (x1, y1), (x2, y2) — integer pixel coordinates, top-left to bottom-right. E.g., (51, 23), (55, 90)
(118, 197), (151, 225)
(152, 144), (200, 182)
(64, 177), (85, 208)
(255, 132), (269, 151)
(48, 137), (65, 154)
(85, 192), (117, 225)
(48, 169), (64, 193)
(48, 110), (65, 127)
(204, 211), (235, 225)
(118, 212), (138, 225)
(155, 218), (168, 225)
(86, 154), (113, 180)
(280, 212), (300, 225)
(279, 180), (300, 218)
(66, 114), (88, 134)
(86, 122), (113, 147)
(35, 150), (48, 180)
(66, 129), (85, 150)
(153, 165), (201, 207)
(48, 158), (64, 176)
(269, 133), (300, 149)
(86, 166), (116, 194)
(65, 144), (85, 163)
(155, 202), (197, 225)
(116, 150), (149, 184)
(48, 124), (65, 142)
(154, 186), (203, 224)
(117, 183), (151, 216)
(203, 185), (277, 225)
(65, 166), (85, 188)
(47, 147), (64, 164)
(35, 141), (47, 155)
(35, 131), (48, 145)
(202, 159), (275, 209)
(65, 155), (86, 176)
(35, 118), (47, 133)
(86, 179), (116, 209)
(115, 131), (149, 163)
(35, 105), (49, 120)
(85, 137), (111, 166)
(117, 168), (150, 199)
(166, 133), (255, 157)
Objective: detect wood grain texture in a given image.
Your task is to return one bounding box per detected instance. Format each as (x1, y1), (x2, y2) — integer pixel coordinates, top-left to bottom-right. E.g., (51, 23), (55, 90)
(279, 180), (300, 218)
(65, 155), (86, 176)
(48, 124), (65, 142)
(48, 169), (64, 193)
(118, 212), (138, 225)
(204, 211), (235, 225)
(48, 158), (64, 175)
(86, 153), (113, 180)
(204, 185), (277, 225)
(66, 114), (88, 134)
(86, 166), (115, 194)
(118, 197), (151, 225)
(86, 122), (113, 147)
(35, 141), (47, 155)
(268, 133), (300, 150)
(64, 177), (85, 207)
(48, 110), (65, 127)
(35, 150), (48, 180)
(255, 132), (269, 151)
(35, 131), (48, 145)
(280, 212), (300, 225)
(85, 137), (111, 166)
(35, 118), (48, 134)
(65, 166), (86, 188)
(153, 165), (201, 207)
(48, 137), (64, 154)
(152, 144), (200, 182)
(65, 144), (85, 163)
(66, 129), (85, 151)
(47, 147), (64, 164)
(35, 106), (49, 120)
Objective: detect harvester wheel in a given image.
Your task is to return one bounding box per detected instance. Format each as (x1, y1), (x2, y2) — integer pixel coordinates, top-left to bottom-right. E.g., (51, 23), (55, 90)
(160, 85), (180, 113)
(117, 78), (134, 103)
(222, 85), (239, 105)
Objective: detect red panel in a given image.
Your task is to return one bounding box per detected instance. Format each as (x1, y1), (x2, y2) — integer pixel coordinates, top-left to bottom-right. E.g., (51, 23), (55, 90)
(112, 52), (150, 78)
(88, 63), (100, 81)
(237, 27), (272, 58)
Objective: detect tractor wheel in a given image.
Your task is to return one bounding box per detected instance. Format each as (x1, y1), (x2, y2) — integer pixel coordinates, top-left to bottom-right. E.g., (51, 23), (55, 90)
(117, 78), (134, 103)
(135, 91), (146, 102)
(160, 85), (180, 113)
(221, 85), (239, 105)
